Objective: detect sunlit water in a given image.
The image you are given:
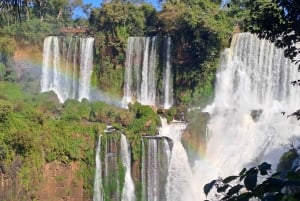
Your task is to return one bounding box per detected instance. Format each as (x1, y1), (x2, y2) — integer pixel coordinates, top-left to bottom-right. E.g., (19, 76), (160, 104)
(194, 33), (300, 200)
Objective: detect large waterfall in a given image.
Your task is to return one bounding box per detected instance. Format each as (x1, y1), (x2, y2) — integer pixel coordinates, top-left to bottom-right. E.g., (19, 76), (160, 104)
(41, 36), (94, 102)
(93, 33), (300, 201)
(123, 36), (173, 109)
(195, 32), (300, 199)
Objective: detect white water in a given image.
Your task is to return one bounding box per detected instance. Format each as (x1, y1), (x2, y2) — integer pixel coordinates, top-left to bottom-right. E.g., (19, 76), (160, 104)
(78, 38), (94, 100)
(163, 37), (173, 109)
(120, 134), (136, 201)
(41, 36), (94, 102)
(159, 118), (197, 201)
(194, 33), (300, 200)
(147, 139), (158, 201)
(122, 36), (173, 109)
(93, 136), (103, 201)
(141, 140), (146, 201)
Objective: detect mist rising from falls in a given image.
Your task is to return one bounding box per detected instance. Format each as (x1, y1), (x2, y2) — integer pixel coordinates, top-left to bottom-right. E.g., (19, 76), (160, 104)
(123, 36), (173, 109)
(197, 33), (300, 199)
(41, 36), (94, 103)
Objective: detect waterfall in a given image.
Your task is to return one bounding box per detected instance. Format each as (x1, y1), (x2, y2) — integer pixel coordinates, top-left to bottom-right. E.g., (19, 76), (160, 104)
(78, 37), (94, 100)
(41, 37), (52, 92)
(93, 134), (137, 201)
(120, 134), (135, 201)
(159, 118), (196, 201)
(146, 138), (158, 201)
(141, 136), (171, 201)
(41, 36), (94, 102)
(141, 140), (146, 201)
(195, 33), (300, 199)
(93, 136), (103, 201)
(163, 37), (173, 109)
(123, 36), (173, 109)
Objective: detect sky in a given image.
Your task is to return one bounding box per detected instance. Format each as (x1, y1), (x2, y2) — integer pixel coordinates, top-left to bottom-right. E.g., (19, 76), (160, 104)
(73, 0), (101, 19)
(73, 0), (162, 19)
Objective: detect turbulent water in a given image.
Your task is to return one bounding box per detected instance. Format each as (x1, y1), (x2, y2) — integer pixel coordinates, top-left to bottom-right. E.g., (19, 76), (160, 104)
(195, 33), (300, 199)
(123, 36), (173, 108)
(41, 36), (94, 102)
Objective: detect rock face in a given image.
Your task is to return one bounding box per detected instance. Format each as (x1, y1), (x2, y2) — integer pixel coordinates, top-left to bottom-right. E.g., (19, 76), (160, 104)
(250, 109), (263, 122)
(36, 161), (85, 201)
(0, 158), (24, 201)
(182, 112), (210, 164)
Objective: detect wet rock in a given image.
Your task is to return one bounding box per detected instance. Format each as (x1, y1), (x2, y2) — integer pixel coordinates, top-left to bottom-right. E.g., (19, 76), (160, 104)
(250, 109), (263, 121)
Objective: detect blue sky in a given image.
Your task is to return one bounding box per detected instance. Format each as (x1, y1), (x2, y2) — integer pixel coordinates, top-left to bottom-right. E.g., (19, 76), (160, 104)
(73, 0), (161, 18)
(73, 0), (100, 18)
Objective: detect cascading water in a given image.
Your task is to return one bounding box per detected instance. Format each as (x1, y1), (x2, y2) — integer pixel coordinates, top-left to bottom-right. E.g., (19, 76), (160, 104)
(95, 33), (299, 201)
(123, 36), (173, 109)
(93, 124), (193, 201)
(41, 36), (94, 102)
(145, 138), (158, 201)
(120, 134), (135, 201)
(194, 32), (300, 199)
(123, 37), (157, 106)
(159, 117), (197, 201)
(93, 136), (103, 201)
(78, 38), (94, 100)
(93, 133), (137, 201)
(163, 37), (173, 109)
(141, 136), (171, 201)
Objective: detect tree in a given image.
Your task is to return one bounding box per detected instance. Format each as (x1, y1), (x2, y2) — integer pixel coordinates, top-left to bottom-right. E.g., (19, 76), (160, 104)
(204, 162), (300, 201)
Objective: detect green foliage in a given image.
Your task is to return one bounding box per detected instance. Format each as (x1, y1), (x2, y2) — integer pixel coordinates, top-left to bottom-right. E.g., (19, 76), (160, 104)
(0, 81), (103, 198)
(89, 2), (158, 97)
(205, 162), (300, 201)
(0, 36), (16, 56)
(166, 107), (177, 122)
(156, 0), (234, 106)
(94, 58), (124, 96)
(61, 99), (91, 121)
(89, 101), (118, 123)
(126, 102), (160, 136)
(13, 18), (60, 46)
(0, 81), (29, 100)
(0, 99), (12, 123)
(277, 148), (298, 172)
(0, 63), (5, 80)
